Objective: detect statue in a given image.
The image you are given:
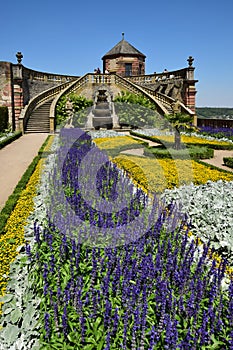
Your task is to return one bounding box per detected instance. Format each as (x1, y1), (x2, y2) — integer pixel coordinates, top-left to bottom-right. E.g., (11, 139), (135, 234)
(65, 98), (74, 128)
(172, 99), (181, 114)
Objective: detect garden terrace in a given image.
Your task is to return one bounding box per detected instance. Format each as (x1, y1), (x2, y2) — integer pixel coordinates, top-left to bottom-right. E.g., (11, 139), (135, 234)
(0, 129), (233, 349)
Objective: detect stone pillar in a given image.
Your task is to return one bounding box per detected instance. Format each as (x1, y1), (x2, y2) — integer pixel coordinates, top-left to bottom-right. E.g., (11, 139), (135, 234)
(12, 53), (24, 130)
(184, 56), (198, 113)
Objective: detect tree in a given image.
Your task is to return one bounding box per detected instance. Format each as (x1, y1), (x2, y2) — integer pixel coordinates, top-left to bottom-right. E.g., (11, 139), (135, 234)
(164, 112), (196, 150)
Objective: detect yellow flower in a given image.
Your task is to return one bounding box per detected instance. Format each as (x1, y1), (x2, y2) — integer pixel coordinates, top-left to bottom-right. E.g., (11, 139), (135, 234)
(0, 159), (44, 315)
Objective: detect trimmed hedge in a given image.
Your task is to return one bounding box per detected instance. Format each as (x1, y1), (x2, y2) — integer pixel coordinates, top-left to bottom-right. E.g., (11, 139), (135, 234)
(0, 135), (52, 235)
(0, 131), (22, 150)
(0, 106), (8, 132)
(223, 157), (233, 168)
(144, 145), (214, 160)
(130, 131), (233, 150)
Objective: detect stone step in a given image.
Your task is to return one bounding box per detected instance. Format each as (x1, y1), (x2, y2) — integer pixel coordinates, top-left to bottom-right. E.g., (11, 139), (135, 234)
(25, 99), (53, 133)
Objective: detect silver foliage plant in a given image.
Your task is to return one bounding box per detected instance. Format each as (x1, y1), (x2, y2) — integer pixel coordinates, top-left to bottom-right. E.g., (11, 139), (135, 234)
(161, 180), (233, 264)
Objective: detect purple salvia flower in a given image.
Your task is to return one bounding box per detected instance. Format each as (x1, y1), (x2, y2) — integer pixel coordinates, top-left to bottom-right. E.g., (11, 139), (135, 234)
(53, 302), (60, 336)
(199, 310), (209, 346)
(122, 311), (129, 350)
(57, 286), (62, 307)
(34, 221), (41, 245)
(25, 242), (31, 259)
(50, 254), (55, 274)
(62, 305), (68, 337)
(112, 307), (119, 337)
(164, 315), (174, 350)
(148, 325), (156, 350)
(186, 290), (195, 317)
(80, 315), (86, 344)
(104, 299), (112, 329)
(229, 330), (233, 350)
(104, 329), (111, 350)
(44, 312), (50, 339)
(228, 278), (233, 327)
(64, 281), (72, 304)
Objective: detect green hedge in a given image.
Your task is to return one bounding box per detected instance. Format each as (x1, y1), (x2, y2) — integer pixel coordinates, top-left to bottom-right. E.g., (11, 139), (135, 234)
(0, 131), (22, 150)
(0, 135), (52, 235)
(130, 131), (233, 150)
(223, 157), (233, 168)
(0, 106), (9, 132)
(144, 145), (214, 160)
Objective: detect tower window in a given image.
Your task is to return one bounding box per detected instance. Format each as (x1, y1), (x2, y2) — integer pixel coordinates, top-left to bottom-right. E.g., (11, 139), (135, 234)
(125, 63), (132, 76)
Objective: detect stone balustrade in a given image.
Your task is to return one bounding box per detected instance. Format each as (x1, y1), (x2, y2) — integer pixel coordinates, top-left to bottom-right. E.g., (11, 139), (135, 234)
(25, 66), (77, 82)
(126, 68), (188, 85)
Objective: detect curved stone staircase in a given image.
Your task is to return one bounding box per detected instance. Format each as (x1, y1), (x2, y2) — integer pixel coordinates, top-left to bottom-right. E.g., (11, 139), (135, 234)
(25, 99), (53, 133)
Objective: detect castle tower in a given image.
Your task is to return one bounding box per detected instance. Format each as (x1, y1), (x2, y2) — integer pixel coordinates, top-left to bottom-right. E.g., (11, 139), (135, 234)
(102, 33), (146, 77)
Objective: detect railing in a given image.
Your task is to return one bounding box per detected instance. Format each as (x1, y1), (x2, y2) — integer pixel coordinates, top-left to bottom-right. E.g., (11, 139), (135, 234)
(179, 102), (195, 116)
(12, 65), (78, 83)
(126, 68), (188, 85)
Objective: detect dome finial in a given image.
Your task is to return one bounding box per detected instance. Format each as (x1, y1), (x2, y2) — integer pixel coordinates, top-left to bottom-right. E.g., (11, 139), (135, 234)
(122, 32), (125, 40)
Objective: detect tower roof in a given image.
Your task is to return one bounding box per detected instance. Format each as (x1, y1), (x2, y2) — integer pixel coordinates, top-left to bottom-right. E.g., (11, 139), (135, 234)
(102, 33), (146, 59)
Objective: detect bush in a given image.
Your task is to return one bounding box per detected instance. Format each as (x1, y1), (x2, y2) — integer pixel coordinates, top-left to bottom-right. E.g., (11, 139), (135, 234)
(55, 94), (93, 126)
(114, 91), (163, 128)
(223, 157), (233, 168)
(0, 106), (9, 132)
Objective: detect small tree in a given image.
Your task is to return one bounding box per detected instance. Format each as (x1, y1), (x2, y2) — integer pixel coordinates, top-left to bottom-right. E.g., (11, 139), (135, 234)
(164, 112), (196, 150)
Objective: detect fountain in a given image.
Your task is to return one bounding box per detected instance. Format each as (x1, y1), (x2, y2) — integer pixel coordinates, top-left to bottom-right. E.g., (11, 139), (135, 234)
(86, 88), (119, 130)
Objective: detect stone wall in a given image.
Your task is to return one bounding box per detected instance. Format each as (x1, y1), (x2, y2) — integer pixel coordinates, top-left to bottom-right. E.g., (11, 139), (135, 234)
(0, 62), (13, 126)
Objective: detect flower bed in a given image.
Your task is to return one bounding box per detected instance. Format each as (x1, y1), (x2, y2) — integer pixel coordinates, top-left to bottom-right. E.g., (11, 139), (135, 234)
(0, 136), (53, 315)
(199, 126), (233, 140)
(94, 136), (145, 157)
(94, 136), (144, 149)
(0, 130), (233, 349)
(113, 155), (233, 192)
(0, 159), (43, 314)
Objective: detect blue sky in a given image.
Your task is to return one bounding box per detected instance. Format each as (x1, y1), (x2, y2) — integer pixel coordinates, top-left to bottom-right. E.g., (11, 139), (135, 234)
(1, 0), (233, 107)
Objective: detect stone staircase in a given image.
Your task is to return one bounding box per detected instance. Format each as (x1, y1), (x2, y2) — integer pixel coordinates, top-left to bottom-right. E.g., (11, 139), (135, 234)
(25, 99), (53, 133)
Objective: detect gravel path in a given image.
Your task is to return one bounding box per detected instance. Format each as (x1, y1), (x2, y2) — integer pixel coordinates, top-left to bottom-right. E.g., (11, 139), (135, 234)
(201, 149), (233, 172)
(0, 133), (49, 210)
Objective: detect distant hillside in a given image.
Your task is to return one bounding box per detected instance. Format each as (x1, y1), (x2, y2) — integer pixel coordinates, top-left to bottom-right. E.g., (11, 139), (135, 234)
(196, 107), (233, 119)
